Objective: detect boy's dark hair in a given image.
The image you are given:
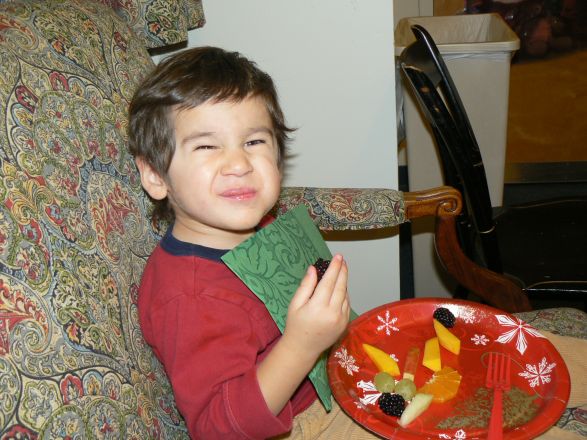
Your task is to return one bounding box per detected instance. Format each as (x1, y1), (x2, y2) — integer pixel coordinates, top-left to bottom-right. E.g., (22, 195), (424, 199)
(128, 46), (293, 225)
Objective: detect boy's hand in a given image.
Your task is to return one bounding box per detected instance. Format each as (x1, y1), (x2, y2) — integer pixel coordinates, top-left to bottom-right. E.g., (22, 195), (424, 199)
(256, 254), (350, 414)
(282, 254), (351, 362)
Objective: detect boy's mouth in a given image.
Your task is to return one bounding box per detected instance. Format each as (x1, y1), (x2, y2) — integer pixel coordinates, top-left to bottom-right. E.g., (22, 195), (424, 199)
(220, 188), (257, 201)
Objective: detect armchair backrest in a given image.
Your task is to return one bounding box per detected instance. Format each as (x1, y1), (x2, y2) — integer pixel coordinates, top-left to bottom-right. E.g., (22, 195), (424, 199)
(398, 24), (503, 272)
(0, 1), (188, 437)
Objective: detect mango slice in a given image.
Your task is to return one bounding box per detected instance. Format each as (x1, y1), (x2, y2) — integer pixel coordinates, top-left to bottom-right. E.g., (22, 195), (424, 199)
(422, 337), (441, 372)
(362, 343), (400, 376)
(433, 318), (461, 355)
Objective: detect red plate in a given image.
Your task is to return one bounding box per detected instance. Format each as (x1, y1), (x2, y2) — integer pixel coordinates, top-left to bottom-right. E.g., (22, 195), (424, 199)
(328, 298), (570, 439)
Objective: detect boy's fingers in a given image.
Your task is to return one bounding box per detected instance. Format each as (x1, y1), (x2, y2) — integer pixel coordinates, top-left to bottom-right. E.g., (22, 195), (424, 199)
(311, 255), (343, 304)
(329, 260), (348, 308)
(341, 297), (351, 321)
(343, 296), (350, 313)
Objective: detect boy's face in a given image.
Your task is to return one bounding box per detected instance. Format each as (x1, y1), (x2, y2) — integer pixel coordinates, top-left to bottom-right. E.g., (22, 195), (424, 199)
(139, 96), (282, 248)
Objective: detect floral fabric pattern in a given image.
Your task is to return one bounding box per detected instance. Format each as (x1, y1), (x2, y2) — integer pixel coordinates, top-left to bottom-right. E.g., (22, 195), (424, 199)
(0, 0), (205, 49)
(0, 0), (188, 437)
(276, 187), (406, 231)
(99, 0), (205, 50)
(516, 307), (587, 437)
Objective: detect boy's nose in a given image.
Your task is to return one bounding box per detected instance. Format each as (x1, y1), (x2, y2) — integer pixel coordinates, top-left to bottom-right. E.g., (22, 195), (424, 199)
(221, 147), (253, 176)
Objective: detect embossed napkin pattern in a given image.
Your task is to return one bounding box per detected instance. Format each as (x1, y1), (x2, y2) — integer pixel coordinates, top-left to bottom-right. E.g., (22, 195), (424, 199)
(222, 205), (334, 410)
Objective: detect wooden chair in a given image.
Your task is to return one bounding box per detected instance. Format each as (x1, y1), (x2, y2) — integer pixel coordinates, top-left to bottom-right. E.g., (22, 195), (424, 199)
(398, 24), (587, 311)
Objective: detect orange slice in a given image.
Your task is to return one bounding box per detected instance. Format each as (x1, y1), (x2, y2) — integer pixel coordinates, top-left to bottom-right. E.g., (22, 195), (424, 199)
(417, 366), (462, 403)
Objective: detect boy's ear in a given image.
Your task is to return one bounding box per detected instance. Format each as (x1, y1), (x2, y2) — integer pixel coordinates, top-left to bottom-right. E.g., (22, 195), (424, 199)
(135, 157), (168, 201)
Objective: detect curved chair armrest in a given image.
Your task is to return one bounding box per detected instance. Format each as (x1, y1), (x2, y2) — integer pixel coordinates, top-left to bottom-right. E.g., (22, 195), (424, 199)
(277, 186), (532, 313)
(277, 185), (464, 229)
(276, 186), (406, 230)
(407, 188), (532, 312)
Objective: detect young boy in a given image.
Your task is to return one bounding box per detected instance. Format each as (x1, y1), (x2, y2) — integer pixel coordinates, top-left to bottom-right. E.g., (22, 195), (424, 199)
(128, 47), (378, 439)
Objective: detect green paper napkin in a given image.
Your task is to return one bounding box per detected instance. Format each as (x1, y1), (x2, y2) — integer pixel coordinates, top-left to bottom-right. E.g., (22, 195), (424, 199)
(222, 205), (335, 410)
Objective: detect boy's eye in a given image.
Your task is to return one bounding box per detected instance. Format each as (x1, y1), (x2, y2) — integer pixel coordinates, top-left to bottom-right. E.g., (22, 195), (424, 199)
(194, 145), (216, 151)
(245, 139), (266, 147)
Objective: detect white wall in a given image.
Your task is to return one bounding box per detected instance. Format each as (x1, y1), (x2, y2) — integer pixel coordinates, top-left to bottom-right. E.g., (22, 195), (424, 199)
(394, 0), (433, 23)
(154, 1), (400, 313)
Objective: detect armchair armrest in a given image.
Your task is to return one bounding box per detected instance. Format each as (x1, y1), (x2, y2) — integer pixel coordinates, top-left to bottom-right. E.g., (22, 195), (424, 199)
(276, 186), (405, 230)
(277, 186), (532, 313)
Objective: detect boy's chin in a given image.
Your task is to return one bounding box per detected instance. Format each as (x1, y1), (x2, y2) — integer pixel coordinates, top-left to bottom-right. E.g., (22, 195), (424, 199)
(219, 215), (265, 232)
(229, 219), (266, 234)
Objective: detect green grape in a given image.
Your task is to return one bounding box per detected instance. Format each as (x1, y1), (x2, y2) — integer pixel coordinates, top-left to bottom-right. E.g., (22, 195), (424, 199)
(373, 372), (395, 393)
(395, 378), (417, 401)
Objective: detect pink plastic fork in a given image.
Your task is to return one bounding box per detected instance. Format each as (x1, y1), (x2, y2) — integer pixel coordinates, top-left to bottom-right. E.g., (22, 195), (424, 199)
(485, 352), (512, 440)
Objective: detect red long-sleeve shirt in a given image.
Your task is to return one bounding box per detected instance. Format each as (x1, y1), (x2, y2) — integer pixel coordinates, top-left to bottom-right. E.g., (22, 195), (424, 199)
(138, 228), (317, 439)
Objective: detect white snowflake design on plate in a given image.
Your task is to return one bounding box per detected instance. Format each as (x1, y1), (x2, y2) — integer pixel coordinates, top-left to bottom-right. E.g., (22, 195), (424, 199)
(439, 429), (467, 439)
(458, 308), (476, 324)
(376, 310), (399, 335)
(519, 357), (557, 388)
(334, 347), (360, 376)
(471, 334), (490, 345)
(356, 380), (381, 407)
(494, 314), (545, 355)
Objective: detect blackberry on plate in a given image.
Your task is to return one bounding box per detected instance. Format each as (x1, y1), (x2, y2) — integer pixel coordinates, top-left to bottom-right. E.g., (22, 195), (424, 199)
(313, 258), (331, 281)
(433, 307), (456, 328)
(378, 392), (405, 417)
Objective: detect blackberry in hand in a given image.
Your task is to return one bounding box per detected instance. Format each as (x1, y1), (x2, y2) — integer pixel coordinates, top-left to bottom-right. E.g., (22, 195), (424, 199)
(378, 392), (405, 417)
(433, 307), (456, 328)
(313, 258), (331, 281)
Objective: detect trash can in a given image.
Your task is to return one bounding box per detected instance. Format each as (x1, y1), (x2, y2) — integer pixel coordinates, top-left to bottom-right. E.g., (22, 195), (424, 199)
(394, 13), (519, 298)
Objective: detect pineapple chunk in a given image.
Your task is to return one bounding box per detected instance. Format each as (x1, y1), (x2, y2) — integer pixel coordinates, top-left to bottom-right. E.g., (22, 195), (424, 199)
(433, 319), (461, 355)
(362, 343), (400, 376)
(398, 393), (433, 427)
(422, 337), (441, 372)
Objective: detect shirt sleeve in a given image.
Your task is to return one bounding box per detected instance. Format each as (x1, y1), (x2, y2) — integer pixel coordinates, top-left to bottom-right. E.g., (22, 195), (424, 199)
(148, 290), (293, 439)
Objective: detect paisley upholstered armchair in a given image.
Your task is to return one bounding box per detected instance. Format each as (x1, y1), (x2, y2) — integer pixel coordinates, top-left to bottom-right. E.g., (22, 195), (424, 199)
(0, 0), (530, 438)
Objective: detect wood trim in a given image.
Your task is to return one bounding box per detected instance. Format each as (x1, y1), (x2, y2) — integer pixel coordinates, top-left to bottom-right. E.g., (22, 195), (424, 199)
(404, 186), (462, 219)
(404, 186), (532, 313)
